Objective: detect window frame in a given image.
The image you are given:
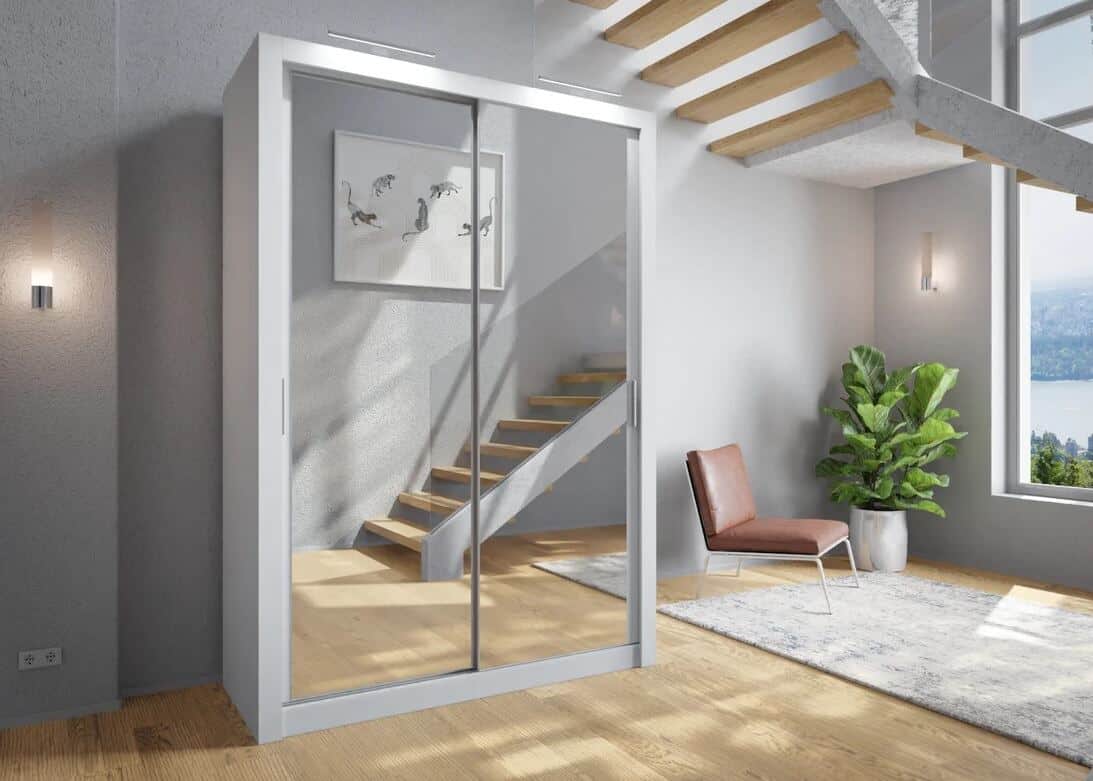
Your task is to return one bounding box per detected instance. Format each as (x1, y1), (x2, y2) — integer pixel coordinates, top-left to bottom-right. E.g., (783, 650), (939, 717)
(1006, 0), (1093, 501)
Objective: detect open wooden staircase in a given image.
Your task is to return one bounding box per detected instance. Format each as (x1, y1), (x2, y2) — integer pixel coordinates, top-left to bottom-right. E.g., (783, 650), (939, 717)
(362, 356), (628, 578)
(565, 0), (1093, 209)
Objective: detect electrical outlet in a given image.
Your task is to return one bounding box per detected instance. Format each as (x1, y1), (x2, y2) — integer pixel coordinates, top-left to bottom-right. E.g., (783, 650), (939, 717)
(18, 647), (62, 671)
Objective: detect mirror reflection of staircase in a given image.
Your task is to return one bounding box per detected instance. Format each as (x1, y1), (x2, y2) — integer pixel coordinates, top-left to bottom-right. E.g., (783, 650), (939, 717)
(363, 353), (627, 573)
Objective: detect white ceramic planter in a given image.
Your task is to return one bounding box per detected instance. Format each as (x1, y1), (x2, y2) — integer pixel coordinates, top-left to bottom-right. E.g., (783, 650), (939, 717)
(849, 507), (908, 573)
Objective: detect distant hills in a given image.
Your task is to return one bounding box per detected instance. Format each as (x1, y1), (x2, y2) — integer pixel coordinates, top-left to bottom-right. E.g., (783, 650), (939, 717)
(1031, 282), (1093, 381)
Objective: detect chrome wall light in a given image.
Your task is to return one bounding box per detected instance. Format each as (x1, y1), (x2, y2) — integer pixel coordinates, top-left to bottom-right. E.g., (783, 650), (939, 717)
(920, 231), (937, 293)
(31, 199), (54, 309)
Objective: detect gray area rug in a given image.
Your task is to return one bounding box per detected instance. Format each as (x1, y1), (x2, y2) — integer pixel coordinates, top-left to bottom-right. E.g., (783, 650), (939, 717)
(533, 554), (1093, 767)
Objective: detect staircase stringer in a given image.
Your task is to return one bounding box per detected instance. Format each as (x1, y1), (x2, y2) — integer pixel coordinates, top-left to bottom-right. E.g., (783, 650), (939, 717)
(914, 76), (1093, 202)
(420, 381), (632, 581)
(820, 0), (925, 94)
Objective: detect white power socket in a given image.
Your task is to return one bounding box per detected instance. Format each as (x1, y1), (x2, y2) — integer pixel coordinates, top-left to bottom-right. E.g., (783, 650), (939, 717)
(18, 647), (62, 670)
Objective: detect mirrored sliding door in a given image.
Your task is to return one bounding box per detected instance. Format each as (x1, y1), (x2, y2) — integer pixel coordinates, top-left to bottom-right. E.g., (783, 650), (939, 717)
(474, 101), (633, 669)
(288, 76), (637, 703)
(289, 75), (476, 699)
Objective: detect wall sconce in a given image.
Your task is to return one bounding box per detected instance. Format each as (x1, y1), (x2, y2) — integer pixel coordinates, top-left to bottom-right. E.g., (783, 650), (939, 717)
(31, 199), (53, 309)
(920, 231), (937, 293)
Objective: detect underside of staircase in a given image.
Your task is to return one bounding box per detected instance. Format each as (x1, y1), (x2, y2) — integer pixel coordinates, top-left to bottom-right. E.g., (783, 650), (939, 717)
(362, 355), (629, 581)
(567, 0), (1093, 207)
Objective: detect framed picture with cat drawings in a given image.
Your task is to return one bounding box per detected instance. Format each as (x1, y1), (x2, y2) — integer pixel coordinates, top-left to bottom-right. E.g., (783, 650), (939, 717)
(333, 129), (504, 290)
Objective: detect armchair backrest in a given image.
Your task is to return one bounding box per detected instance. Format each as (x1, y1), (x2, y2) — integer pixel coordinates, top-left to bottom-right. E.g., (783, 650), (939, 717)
(685, 443), (757, 537)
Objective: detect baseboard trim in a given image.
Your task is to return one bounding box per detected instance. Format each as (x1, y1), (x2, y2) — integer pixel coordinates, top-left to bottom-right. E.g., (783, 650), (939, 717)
(120, 674), (220, 699)
(0, 699), (121, 731)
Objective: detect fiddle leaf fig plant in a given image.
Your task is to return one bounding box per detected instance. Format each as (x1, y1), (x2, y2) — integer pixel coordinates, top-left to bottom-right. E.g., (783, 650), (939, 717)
(816, 345), (966, 517)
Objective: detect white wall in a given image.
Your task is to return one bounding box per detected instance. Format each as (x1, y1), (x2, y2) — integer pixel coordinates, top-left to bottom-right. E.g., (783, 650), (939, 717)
(874, 1), (1093, 592)
(654, 117), (875, 575)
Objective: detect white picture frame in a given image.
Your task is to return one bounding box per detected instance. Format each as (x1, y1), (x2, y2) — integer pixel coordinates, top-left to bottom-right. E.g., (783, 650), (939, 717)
(333, 130), (504, 290)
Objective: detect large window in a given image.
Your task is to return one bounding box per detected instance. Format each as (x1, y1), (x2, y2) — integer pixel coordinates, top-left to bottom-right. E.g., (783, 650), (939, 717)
(1010, 1), (1093, 497)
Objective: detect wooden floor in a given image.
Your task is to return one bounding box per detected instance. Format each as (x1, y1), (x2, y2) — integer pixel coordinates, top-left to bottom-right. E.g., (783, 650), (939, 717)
(4, 529), (1091, 780)
(292, 525), (630, 697)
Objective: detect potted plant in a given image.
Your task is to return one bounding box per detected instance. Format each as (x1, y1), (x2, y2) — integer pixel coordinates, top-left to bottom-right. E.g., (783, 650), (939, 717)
(816, 345), (966, 572)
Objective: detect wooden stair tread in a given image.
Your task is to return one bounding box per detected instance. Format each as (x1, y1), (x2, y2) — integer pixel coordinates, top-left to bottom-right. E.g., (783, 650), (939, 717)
(963, 145), (1017, 168)
(498, 418), (570, 432)
(398, 491), (464, 513)
(363, 518), (429, 551)
(709, 79), (893, 159)
(1078, 197), (1093, 213)
(431, 466), (506, 484)
(467, 442), (539, 459)
(558, 371), (627, 384)
(1016, 170), (1068, 192)
(605, 0), (726, 49)
(642, 0), (822, 87)
(914, 122), (962, 146)
(677, 32), (857, 122)
(529, 395), (601, 407)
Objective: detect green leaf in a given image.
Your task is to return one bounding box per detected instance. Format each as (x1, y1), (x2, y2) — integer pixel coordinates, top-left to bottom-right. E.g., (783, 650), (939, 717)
(906, 467), (948, 491)
(822, 407), (855, 430)
(919, 442), (958, 466)
(816, 458), (853, 478)
(831, 482), (873, 506)
(933, 407), (960, 422)
(841, 362), (863, 392)
(829, 444), (856, 456)
(912, 417), (962, 448)
(880, 455), (918, 476)
(847, 384), (873, 406)
(845, 432), (877, 453)
(878, 390), (907, 407)
(855, 403), (891, 434)
(850, 345), (887, 395)
(872, 477), (894, 500)
(907, 363), (959, 424)
(882, 364), (920, 394)
(893, 498), (946, 517)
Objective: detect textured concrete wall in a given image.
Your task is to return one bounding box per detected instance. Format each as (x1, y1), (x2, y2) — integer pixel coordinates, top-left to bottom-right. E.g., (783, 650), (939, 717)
(290, 78), (628, 549)
(0, 0), (119, 724)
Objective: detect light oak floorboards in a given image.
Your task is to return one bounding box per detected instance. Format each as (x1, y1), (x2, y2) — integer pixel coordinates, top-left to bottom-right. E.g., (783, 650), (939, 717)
(2, 528), (1089, 780)
(291, 525), (630, 698)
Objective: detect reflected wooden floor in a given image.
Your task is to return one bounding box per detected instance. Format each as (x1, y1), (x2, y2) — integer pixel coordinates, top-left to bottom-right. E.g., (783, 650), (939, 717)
(291, 525), (629, 698)
(4, 540), (1090, 780)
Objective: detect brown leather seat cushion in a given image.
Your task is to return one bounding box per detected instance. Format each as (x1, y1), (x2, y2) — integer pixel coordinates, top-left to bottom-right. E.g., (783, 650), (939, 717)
(686, 444), (757, 536)
(707, 517), (849, 555)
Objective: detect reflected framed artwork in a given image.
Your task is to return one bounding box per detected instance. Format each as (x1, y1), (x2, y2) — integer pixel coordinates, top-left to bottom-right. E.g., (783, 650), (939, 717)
(333, 130), (504, 290)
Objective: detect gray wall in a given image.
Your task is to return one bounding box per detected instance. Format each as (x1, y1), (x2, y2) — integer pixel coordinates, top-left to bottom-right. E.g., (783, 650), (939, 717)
(874, 4), (1093, 592)
(0, 1), (119, 725)
(290, 78), (628, 549)
(1, 0), (876, 725)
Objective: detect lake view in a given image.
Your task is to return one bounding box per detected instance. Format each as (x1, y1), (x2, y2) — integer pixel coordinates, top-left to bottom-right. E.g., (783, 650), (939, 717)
(1031, 380), (1093, 445)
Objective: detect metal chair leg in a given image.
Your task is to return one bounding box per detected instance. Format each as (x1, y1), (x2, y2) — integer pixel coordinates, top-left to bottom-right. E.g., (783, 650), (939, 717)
(697, 552), (710, 598)
(816, 558), (833, 614)
(734, 556), (743, 576)
(844, 538), (860, 588)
